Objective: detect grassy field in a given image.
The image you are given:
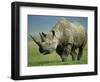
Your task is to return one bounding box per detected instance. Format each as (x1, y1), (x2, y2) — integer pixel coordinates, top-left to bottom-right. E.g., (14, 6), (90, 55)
(28, 40), (88, 67)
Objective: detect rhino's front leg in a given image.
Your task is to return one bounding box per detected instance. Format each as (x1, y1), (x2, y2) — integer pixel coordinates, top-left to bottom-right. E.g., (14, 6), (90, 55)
(61, 44), (72, 62)
(56, 44), (72, 62)
(56, 44), (67, 62)
(70, 50), (77, 61)
(65, 44), (72, 55)
(60, 54), (67, 62)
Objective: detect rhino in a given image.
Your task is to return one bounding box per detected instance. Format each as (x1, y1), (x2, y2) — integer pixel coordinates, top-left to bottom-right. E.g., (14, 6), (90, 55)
(30, 17), (87, 62)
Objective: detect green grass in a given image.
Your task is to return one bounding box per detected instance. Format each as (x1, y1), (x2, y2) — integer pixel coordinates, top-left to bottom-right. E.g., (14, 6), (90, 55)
(28, 40), (88, 66)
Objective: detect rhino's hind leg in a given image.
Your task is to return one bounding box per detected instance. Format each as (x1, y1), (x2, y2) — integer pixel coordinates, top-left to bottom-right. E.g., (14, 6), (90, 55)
(77, 46), (83, 60)
(70, 50), (77, 61)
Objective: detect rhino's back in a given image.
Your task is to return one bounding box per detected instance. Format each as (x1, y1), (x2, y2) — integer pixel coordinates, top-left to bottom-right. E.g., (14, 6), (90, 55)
(55, 21), (86, 47)
(52, 18), (86, 47)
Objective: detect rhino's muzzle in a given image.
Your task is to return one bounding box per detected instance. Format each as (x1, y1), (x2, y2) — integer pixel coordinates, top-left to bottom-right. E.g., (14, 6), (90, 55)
(39, 48), (50, 55)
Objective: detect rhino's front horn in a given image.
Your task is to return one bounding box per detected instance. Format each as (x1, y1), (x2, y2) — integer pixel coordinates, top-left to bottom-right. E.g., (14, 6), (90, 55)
(29, 35), (40, 46)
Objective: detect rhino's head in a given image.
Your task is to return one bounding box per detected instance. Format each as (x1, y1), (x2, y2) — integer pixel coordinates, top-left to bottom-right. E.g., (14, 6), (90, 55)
(30, 30), (59, 55)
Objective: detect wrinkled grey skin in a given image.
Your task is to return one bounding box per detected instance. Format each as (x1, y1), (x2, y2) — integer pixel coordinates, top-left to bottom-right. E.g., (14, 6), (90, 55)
(30, 17), (87, 62)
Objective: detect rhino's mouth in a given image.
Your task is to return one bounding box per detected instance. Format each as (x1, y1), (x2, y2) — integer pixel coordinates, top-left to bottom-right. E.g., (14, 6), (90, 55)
(42, 51), (50, 55)
(39, 48), (50, 55)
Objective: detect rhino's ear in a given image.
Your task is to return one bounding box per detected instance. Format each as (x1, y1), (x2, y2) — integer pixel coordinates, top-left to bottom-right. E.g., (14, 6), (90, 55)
(52, 30), (55, 36)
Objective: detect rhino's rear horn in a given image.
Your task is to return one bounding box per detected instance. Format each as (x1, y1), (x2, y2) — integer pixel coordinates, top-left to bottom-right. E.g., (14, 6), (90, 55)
(39, 33), (46, 42)
(42, 32), (46, 37)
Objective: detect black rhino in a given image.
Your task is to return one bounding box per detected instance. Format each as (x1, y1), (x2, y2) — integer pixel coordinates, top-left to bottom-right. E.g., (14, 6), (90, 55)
(30, 17), (87, 62)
